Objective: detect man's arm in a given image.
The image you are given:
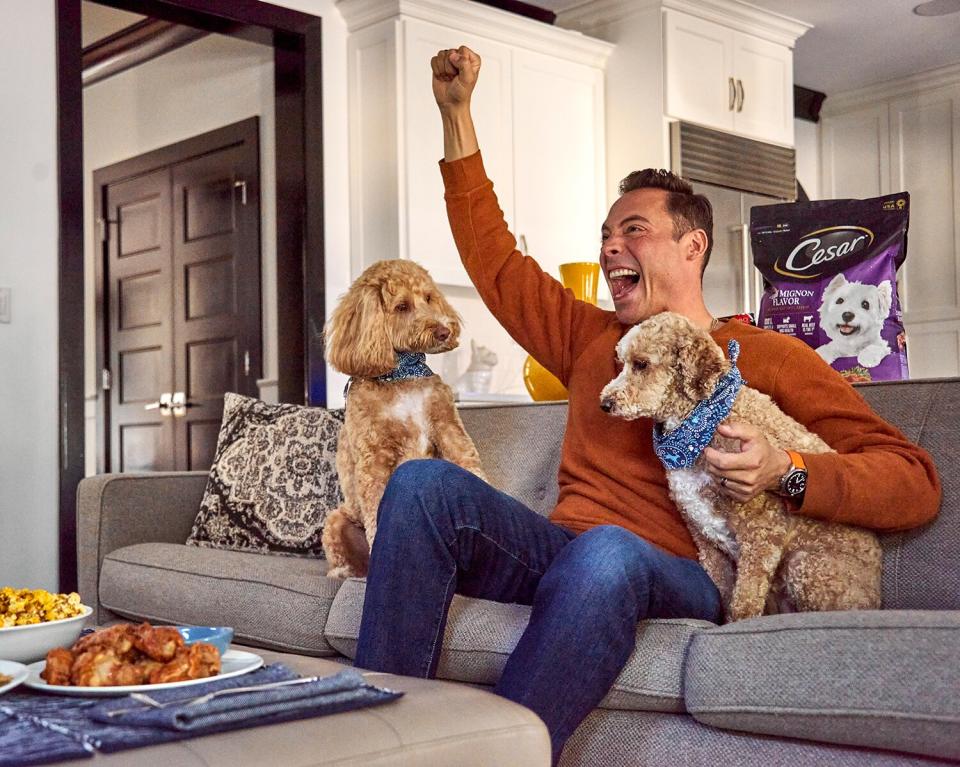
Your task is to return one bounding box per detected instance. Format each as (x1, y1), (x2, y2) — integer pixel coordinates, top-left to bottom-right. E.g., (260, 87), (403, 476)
(432, 46), (610, 382)
(773, 342), (940, 530)
(706, 338), (940, 531)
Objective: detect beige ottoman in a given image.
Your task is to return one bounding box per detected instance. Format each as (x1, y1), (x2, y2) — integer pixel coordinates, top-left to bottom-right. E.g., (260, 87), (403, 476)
(64, 649), (551, 766)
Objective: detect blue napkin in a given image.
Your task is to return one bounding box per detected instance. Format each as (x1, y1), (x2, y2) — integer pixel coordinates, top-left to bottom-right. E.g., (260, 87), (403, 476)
(90, 664), (402, 732)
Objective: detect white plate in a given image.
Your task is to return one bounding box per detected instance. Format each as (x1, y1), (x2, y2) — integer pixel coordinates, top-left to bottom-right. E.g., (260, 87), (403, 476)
(0, 659), (29, 694)
(23, 649), (263, 697)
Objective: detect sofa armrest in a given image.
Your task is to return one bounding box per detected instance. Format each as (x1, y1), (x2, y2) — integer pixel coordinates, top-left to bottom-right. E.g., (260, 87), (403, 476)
(77, 472), (208, 624)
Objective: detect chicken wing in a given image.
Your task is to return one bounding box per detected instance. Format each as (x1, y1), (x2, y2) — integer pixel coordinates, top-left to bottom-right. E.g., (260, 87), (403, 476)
(41, 647), (75, 685)
(132, 623), (184, 662)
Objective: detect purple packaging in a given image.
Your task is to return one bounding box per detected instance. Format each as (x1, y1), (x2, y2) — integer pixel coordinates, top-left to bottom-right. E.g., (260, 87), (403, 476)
(751, 193), (910, 383)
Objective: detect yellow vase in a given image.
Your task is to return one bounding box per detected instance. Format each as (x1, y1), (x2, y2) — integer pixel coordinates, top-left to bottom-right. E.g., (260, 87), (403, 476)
(523, 262), (601, 401)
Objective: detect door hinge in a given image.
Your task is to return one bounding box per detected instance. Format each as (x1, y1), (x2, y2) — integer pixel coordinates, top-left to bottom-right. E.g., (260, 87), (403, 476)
(234, 179), (248, 206)
(101, 367), (112, 391)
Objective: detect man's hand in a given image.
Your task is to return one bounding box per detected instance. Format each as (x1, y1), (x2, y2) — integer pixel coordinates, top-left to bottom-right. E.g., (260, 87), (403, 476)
(703, 421), (793, 504)
(431, 46), (481, 113)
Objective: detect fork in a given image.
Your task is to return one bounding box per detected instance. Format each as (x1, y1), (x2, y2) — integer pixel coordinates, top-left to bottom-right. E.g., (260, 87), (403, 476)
(105, 675), (322, 718)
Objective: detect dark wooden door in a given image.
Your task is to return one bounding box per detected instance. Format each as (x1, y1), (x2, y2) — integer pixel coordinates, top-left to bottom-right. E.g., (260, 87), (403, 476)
(98, 118), (261, 473)
(106, 168), (176, 471)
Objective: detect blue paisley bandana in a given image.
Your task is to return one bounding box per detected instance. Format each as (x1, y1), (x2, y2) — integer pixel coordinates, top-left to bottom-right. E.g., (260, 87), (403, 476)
(373, 351), (435, 383)
(652, 340), (744, 471)
(344, 351), (435, 398)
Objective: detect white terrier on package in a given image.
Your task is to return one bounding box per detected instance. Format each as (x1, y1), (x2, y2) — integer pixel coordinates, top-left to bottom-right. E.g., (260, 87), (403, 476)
(816, 273), (892, 369)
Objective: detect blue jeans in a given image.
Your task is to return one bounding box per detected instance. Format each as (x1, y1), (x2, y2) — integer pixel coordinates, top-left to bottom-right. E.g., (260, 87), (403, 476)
(354, 460), (722, 763)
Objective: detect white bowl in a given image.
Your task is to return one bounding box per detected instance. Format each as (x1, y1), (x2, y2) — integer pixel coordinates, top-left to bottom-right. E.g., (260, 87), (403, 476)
(0, 605), (93, 663)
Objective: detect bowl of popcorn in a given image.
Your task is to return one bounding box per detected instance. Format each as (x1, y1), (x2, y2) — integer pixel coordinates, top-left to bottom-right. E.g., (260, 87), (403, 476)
(0, 588), (92, 663)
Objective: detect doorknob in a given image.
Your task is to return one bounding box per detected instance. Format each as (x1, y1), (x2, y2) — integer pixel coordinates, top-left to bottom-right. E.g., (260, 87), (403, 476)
(171, 391), (200, 417)
(145, 392), (174, 416)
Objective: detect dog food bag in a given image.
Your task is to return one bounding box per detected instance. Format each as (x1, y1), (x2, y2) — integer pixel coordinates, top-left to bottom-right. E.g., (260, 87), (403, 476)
(750, 192), (910, 383)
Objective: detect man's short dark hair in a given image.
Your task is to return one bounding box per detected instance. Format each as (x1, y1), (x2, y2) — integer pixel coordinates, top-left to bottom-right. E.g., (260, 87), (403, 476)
(618, 169), (714, 275)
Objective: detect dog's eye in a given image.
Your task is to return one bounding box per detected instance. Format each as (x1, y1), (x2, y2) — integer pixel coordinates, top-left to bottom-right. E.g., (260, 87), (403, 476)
(836, 297), (844, 305)
(395, 302), (410, 313)
(861, 300), (870, 310)
(633, 360), (648, 371)
(425, 294), (432, 304)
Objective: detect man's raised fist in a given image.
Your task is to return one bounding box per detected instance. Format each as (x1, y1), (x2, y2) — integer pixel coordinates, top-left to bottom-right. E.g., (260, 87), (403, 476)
(431, 46), (481, 111)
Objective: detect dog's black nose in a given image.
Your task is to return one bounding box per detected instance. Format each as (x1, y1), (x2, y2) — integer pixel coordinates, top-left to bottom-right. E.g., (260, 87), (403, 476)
(600, 398), (613, 413)
(434, 326), (451, 342)
(842, 311), (855, 323)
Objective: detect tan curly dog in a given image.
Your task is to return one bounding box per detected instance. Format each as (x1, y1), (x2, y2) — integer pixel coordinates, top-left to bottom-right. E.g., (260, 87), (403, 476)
(600, 312), (881, 622)
(322, 260), (485, 578)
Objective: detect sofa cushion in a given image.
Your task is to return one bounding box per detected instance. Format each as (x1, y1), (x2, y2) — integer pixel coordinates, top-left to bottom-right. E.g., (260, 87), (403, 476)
(683, 609), (960, 761)
(325, 578), (713, 713)
(458, 403), (567, 517)
(858, 379), (960, 610)
(561, 709), (947, 767)
(187, 393), (345, 558)
(100, 543), (342, 656)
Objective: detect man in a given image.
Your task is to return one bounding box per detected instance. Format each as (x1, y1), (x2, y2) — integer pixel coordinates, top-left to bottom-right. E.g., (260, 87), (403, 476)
(354, 46), (941, 763)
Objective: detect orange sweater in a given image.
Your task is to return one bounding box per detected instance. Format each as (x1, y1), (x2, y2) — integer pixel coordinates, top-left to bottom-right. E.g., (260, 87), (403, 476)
(441, 152), (941, 559)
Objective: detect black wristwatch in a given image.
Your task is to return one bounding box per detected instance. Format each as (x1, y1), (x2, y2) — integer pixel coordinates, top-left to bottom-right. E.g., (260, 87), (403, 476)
(778, 450), (808, 502)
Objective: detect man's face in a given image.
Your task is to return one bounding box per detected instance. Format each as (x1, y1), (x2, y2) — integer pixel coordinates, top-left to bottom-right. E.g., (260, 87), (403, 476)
(599, 188), (695, 326)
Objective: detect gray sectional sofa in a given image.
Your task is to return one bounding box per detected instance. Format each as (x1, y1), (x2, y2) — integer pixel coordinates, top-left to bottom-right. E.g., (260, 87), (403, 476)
(78, 378), (960, 766)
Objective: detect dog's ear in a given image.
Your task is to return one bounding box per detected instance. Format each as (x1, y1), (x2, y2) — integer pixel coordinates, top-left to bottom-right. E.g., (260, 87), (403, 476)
(678, 334), (727, 401)
(325, 282), (395, 377)
(876, 280), (893, 318)
(824, 273), (847, 297)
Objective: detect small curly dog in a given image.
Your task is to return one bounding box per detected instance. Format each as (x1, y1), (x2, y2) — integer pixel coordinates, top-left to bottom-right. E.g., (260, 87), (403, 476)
(599, 312), (881, 621)
(321, 259), (485, 578)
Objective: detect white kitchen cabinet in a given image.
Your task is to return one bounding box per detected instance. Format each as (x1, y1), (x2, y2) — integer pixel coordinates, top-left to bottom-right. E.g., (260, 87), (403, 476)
(820, 67), (960, 378)
(664, 8), (793, 146)
(339, 0), (612, 288)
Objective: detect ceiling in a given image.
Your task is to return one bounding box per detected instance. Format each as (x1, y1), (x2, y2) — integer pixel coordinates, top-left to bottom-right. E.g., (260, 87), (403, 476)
(81, 1), (960, 95)
(535, 0), (960, 95)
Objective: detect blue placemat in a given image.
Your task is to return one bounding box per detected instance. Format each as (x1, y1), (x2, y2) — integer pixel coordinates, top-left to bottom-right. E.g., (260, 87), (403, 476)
(0, 664), (402, 766)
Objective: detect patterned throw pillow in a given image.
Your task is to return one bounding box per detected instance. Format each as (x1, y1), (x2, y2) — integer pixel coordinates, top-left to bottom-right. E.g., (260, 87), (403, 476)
(187, 393), (345, 557)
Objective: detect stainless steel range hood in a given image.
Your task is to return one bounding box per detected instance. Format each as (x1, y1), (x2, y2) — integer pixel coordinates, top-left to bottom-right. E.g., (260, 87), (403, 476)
(670, 122), (797, 201)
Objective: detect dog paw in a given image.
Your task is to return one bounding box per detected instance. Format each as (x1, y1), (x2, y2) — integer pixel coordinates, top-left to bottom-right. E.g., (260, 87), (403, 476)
(325, 565), (354, 579)
(857, 345), (889, 368)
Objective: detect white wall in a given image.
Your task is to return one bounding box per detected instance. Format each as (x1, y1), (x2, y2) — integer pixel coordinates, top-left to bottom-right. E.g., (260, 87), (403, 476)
(0, 0), (351, 590)
(794, 117), (821, 200)
(0, 1), (59, 590)
(83, 34), (277, 475)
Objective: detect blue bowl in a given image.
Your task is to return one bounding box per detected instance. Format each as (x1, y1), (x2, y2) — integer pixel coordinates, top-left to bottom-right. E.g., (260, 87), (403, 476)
(176, 626), (234, 656)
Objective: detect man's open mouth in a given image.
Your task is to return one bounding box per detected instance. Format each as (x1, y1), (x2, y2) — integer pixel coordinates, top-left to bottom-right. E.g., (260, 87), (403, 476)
(608, 268), (640, 300)
(836, 323), (860, 336)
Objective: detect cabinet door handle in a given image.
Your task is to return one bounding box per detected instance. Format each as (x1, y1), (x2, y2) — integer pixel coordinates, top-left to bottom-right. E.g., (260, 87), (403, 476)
(728, 77), (736, 111)
(736, 79), (744, 112)
(518, 234), (529, 256)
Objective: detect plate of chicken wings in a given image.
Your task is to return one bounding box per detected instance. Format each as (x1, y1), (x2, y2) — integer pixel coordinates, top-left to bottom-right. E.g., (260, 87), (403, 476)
(23, 622), (263, 697)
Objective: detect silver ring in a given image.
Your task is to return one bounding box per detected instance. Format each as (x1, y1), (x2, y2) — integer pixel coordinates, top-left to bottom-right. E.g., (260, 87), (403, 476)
(719, 476), (728, 488)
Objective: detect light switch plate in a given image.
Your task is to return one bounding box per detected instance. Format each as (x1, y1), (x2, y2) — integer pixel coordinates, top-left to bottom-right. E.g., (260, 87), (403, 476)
(0, 288), (10, 323)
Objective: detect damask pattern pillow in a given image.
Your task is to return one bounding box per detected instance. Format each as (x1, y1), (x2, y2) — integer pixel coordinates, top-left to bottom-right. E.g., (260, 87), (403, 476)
(187, 393), (344, 558)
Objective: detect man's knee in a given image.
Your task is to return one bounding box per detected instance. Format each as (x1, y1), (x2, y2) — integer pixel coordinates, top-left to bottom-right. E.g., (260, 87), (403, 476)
(378, 459), (463, 526)
(546, 525), (656, 604)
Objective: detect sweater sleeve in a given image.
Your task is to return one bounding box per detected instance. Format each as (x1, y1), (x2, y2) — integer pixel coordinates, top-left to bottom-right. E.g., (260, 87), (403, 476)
(771, 340), (941, 531)
(440, 152), (611, 384)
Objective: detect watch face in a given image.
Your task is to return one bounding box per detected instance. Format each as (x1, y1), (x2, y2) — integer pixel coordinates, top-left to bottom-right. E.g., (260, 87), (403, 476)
(783, 470), (807, 496)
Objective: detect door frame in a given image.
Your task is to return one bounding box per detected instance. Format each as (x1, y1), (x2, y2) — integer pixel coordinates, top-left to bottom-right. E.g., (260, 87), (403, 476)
(93, 116), (262, 474)
(56, 0), (325, 591)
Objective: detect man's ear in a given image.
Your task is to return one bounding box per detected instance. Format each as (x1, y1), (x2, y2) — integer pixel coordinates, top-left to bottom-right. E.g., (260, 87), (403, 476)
(684, 229), (709, 264)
